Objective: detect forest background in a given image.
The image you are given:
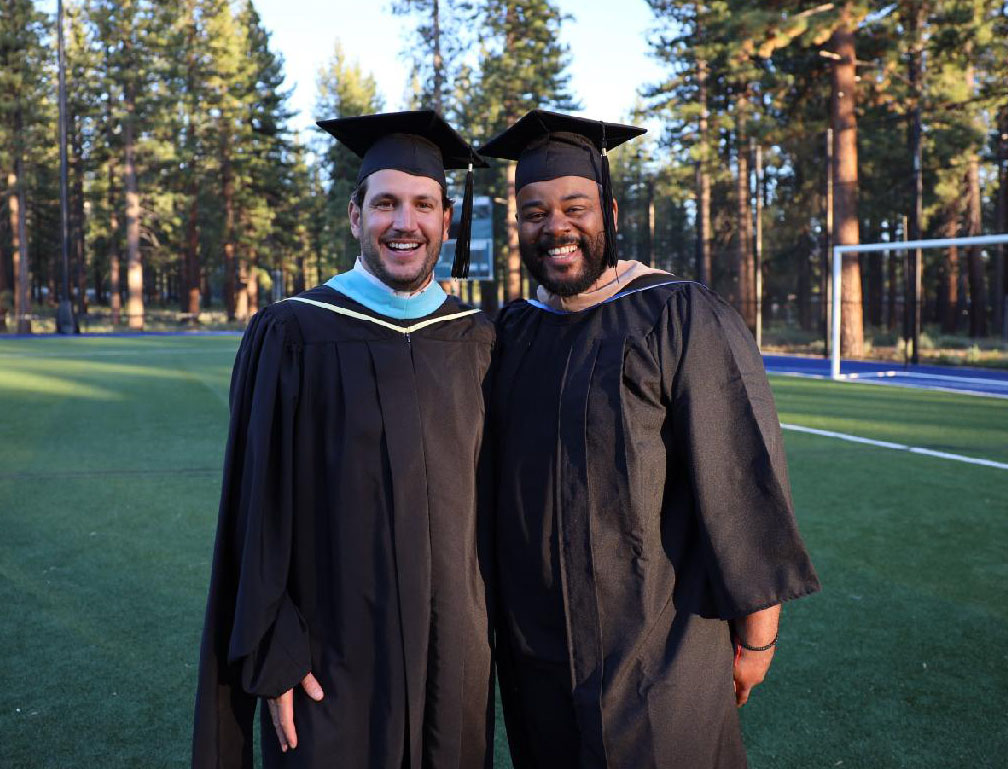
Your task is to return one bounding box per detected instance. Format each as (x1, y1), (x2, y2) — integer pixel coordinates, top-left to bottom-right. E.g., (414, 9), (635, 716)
(2, 0), (1007, 364)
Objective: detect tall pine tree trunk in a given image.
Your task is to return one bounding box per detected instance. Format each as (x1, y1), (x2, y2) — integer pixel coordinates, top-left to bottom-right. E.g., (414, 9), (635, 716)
(183, 0), (201, 319)
(236, 249), (250, 321)
(996, 109), (1007, 337)
(906, 0), (924, 348)
(887, 235), (898, 330)
(295, 252), (306, 294)
(9, 166), (31, 333)
(734, 95), (754, 329)
(104, 44), (121, 325)
(868, 227), (882, 327)
(72, 121), (87, 316)
(940, 210), (959, 333)
(431, 0), (443, 112)
(0, 200), (8, 331)
(235, 207), (249, 322)
(965, 42), (987, 337)
(247, 254), (259, 315)
(185, 195), (201, 316)
(222, 141), (236, 320)
(108, 169), (121, 325)
(830, 9), (863, 356)
(696, 55), (712, 286)
(798, 245), (812, 331)
(123, 72), (143, 329)
(646, 180), (655, 268)
(505, 160), (521, 301)
(502, 3), (520, 304)
(9, 96), (31, 333)
(431, 0), (453, 294)
(965, 158), (987, 337)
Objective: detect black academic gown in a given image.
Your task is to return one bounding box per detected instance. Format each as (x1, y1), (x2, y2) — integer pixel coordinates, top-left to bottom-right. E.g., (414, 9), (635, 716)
(192, 286), (495, 769)
(492, 275), (820, 769)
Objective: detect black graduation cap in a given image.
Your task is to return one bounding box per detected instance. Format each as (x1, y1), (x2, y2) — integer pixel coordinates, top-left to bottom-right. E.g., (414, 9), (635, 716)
(317, 110), (488, 278)
(479, 110), (646, 268)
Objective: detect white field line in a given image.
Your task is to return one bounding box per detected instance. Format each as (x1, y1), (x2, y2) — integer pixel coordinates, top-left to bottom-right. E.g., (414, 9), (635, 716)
(781, 423), (1008, 471)
(768, 370), (1008, 399)
(841, 370), (1008, 388)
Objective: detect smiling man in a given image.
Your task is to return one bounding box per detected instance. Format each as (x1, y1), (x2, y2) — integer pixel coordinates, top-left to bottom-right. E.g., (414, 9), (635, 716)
(192, 111), (495, 769)
(480, 110), (820, 769)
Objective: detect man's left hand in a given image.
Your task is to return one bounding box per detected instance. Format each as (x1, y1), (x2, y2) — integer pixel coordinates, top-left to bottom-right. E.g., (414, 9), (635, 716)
(732, 644), (775, 707)
(731, 603), (781, 707)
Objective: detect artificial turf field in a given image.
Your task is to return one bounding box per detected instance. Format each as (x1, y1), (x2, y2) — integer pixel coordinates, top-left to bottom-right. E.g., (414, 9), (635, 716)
(0, 334), (1005, 769)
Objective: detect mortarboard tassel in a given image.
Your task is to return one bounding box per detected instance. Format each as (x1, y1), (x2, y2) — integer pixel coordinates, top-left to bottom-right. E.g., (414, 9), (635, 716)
(598, 124), (619, 269)
(451, 160), (475, 279)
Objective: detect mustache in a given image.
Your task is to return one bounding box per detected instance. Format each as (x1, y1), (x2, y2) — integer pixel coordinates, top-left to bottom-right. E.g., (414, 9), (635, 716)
(536, 234), (582, 251)
(383, 228), (427, 240)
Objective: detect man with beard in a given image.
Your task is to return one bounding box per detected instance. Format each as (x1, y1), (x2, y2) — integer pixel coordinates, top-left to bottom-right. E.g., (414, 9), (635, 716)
(192, 111), (495, 769)
(479, 110), (820, 769)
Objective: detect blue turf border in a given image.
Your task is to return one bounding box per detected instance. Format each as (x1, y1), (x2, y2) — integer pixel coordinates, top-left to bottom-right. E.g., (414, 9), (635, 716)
(763, 352), (1008, 397)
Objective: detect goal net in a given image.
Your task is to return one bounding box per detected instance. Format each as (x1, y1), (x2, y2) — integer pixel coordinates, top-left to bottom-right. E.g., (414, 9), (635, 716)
(830, 233), (1008, 379)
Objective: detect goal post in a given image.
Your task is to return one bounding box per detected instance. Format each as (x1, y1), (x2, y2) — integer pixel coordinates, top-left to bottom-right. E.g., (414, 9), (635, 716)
(831, 233), (1008, 380)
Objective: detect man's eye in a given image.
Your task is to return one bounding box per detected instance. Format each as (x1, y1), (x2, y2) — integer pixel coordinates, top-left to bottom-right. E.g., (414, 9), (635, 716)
(417, 201), (434, 211)
(524, 212), (545, 222)
(374, 200), (394, 210)
(566, 207), (585, 215)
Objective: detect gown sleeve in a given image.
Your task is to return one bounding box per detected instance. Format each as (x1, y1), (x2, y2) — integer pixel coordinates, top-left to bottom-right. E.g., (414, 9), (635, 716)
(192, 305), (310, 769)
(665, 284), (820, 620)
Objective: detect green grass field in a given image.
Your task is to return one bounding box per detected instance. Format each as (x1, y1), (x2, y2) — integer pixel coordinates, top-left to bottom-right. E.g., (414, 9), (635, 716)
(1, 335), (1005, 768)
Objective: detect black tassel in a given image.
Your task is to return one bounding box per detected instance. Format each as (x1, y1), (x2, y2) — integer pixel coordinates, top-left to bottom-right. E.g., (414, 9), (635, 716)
(598, 125), (619, 268)
(451, 161), (474, 279)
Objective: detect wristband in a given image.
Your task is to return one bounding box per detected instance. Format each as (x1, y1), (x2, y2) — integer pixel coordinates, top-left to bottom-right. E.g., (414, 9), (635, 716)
(735, 633), (777, 652)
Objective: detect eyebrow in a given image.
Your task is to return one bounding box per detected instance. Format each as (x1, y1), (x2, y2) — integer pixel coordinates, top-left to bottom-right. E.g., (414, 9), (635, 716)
(371, 191), (438, 201)
(520, 192), (592, 211)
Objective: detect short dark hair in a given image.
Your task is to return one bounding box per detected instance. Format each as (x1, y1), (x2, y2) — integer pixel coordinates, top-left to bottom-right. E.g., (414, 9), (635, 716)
(350, 176), (453, 211)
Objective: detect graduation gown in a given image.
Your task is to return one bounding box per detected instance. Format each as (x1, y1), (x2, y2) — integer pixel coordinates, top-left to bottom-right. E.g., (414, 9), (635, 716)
(492, 275), (820, 769)
(192, 285), (495, 769)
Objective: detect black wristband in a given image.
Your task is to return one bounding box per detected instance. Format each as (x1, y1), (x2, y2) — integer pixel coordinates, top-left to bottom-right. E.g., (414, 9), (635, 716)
(736, 633), (777, 652)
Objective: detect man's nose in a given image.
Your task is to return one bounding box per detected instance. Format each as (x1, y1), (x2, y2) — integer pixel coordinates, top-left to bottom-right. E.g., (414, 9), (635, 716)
(544, 210), (571, 237)
(393, 205), (418, 231)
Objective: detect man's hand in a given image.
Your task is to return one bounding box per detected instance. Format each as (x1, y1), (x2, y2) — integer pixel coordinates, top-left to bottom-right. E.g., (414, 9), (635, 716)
(731, 604), (781, 707)
(733, 644), (775, 707)
(266, 672), (325, 752)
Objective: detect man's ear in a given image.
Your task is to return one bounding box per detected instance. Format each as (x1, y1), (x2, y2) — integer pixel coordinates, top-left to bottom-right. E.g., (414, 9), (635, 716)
(442, 203), (452, 241)
(612, 197), (619, 231)
(349, 199), (362, 240)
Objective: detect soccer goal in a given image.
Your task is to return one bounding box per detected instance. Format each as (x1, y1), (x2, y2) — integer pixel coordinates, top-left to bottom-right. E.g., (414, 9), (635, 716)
(830, 233), (1008, 379)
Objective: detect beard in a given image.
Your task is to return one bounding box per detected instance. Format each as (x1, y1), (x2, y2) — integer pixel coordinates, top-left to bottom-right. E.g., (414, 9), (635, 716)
(520, 230), (608, 298)
(360, 229), (443, 293)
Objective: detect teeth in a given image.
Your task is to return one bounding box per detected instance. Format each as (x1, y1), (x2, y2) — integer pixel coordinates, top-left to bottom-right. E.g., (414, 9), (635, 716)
(548, 244), (578, 256)
(386, 241), (421, 251)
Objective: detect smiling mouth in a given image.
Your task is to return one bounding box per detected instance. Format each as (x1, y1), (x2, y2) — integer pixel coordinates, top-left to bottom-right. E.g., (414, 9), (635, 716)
(383, 240), (424, 253)
(544, 243), (580, 263)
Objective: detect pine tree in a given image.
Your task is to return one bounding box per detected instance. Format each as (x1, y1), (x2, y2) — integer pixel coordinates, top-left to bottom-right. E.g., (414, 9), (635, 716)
(202, 0), (250, 320)
(961, 0), (997, 337)
(392, 0), (475, 119)
(176, 0), (208, 318)
(119, 0), (147, 328)
(0, 0), (50, 332)
(235, 0), (294, 316)
(646, 2), (730, 290)
(990, 1), (1008, 336)
(314, 41), (384, 277)
(468, 0), (579, 305)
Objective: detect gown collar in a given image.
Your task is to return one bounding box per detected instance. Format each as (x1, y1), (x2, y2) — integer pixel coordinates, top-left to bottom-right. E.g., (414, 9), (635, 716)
(530, 260), (671, 314)
(325, 258), (447, 320)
